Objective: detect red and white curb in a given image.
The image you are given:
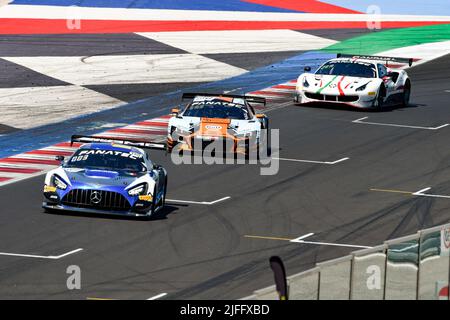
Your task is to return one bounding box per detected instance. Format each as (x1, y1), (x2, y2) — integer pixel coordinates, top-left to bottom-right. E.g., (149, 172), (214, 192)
(248, 80), (296, 101)
(0, 116), (170, 187)
(0, 84), (295, 187)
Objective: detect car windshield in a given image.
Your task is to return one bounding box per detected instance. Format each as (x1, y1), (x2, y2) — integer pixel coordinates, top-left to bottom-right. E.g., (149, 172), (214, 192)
(183, 99), (250, 120)
(65, 149), (147, 172)
(316, 61), (376, 78)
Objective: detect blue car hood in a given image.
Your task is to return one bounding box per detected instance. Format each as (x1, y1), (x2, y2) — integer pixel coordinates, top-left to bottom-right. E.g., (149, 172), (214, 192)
(63, 168), (144, 188)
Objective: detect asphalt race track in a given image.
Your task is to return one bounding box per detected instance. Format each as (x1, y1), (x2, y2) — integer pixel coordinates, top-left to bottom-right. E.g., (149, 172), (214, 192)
(0, 50), (448, 299)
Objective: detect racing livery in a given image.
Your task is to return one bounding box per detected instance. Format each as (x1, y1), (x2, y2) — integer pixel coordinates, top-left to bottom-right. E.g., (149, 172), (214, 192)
(167, 93), (269, 155)
(294, 54), (413, 110)
(43, 135), (167, 217)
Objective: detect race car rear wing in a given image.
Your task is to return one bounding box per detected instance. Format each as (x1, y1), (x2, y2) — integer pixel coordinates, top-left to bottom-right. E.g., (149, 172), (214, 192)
(336, 53), (414, 67)
(182, 92), (266, 106)
(70, 135), (166, 150)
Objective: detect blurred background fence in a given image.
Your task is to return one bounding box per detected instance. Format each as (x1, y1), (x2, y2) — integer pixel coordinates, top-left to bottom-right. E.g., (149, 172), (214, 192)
(243, 223), (450, 300)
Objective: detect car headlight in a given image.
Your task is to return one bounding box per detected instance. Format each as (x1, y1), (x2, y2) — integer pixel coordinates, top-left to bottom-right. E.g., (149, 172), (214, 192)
(355, 83), (368, 92)
(171, 126), (193, 137)
(127, 183), (147, 196)
(52, 175), (67, 190)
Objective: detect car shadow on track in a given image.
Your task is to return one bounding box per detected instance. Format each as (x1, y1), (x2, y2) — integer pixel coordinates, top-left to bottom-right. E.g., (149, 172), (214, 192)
(296, 102), (425, 113)
(43, 205), (180, 222)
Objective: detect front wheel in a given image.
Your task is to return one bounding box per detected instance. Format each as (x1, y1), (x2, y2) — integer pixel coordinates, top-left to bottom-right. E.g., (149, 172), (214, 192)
(147, 186), (158, 217)
(293, 93), (301, 105)
(402, 81), (411, 107)
(373, 86), (385, 111)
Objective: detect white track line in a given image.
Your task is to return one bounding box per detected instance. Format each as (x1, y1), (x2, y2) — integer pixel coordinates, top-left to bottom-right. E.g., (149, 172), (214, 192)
(413, 187), (450, 199)
(294, 240), (372, 249)
(147, 293), (168, 300)
(289, 233), (371, 248)
(166, 196), (231, 205)
(0, 248), (83, 260)
(273, 157), (349, 165)
(353, 117), (449, 130)
(290, 233), (314, 243)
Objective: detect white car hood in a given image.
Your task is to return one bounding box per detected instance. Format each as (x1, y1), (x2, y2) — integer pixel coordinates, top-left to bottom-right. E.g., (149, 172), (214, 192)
(168, 116), (260, 134)
(299, 74), (380, 95)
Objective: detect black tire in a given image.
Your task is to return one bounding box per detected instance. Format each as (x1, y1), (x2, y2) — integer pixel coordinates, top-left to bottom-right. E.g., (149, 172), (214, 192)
(402, 80), (411, 107)
(165, 142), (173, 155)
(148, 186), (158, 217)
(293, 93), (302, 106)
(373, 86), (385, 111)
(260, 121), (270, 159)
(162, 177), (167, 208)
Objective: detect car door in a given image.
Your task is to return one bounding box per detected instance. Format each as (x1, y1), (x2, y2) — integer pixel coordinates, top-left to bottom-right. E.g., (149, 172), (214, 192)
(378, 64), (396, 98)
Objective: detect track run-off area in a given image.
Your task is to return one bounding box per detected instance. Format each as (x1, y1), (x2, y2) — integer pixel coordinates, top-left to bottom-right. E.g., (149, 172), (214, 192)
(0, 1), (449, 299)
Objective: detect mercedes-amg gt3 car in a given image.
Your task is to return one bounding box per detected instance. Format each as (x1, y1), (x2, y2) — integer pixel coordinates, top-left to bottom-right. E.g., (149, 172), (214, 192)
(294, 54), (413, 110)
(167, 93), (269, 156)
(43, 135), (167, 217)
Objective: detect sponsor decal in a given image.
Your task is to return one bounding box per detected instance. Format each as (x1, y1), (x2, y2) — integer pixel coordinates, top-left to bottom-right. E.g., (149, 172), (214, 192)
(192, 100), (242, 108)
(77, 149), (143, 160)
(441, 227), (450, 257)
(138, 195), (153, 202)
(316, 75), (338, 94)
(205, 125), (222, 130)
(436, 281), (449, 300)
(44, 185), (57, 193)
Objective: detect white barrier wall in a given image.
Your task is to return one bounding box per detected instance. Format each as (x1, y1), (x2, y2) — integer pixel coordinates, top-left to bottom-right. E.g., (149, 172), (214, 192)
(350, 245), (386, 300)
(384, 234), (420, 300)
(317, 256), (352, 300)
(287, 268), (319, 300)
(246, 223), (450, 300)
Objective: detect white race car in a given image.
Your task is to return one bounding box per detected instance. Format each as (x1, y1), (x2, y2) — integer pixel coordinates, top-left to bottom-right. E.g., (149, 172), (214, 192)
(294, 54), (413, 110)
(167, 93), (269, 156)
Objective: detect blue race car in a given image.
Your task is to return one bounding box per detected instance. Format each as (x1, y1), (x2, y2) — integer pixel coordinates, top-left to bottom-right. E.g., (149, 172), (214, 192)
(43, 135), (167, 217)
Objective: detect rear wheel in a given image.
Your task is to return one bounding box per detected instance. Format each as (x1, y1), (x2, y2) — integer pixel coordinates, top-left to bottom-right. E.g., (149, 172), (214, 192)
(402, 81), (411, 107)
(260, 120), (270, 158)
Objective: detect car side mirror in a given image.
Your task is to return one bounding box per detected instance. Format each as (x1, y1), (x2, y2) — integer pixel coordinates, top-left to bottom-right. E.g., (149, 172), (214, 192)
(255, 114), (266, 119)
(55, 155), (65, 162)
(304, 66), (311, 72)
(171, 108), (180, 116)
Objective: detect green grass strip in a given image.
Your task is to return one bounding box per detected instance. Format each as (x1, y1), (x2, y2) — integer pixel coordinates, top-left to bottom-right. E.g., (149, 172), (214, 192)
(322, 24), (450, 55)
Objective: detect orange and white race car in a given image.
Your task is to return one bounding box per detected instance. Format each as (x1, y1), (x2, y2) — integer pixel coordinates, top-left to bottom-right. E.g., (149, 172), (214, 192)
(167, 93), (269, 156)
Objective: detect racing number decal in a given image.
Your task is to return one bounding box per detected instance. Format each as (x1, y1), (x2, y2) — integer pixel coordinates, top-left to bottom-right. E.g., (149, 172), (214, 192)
(71, 155), (89, 162)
